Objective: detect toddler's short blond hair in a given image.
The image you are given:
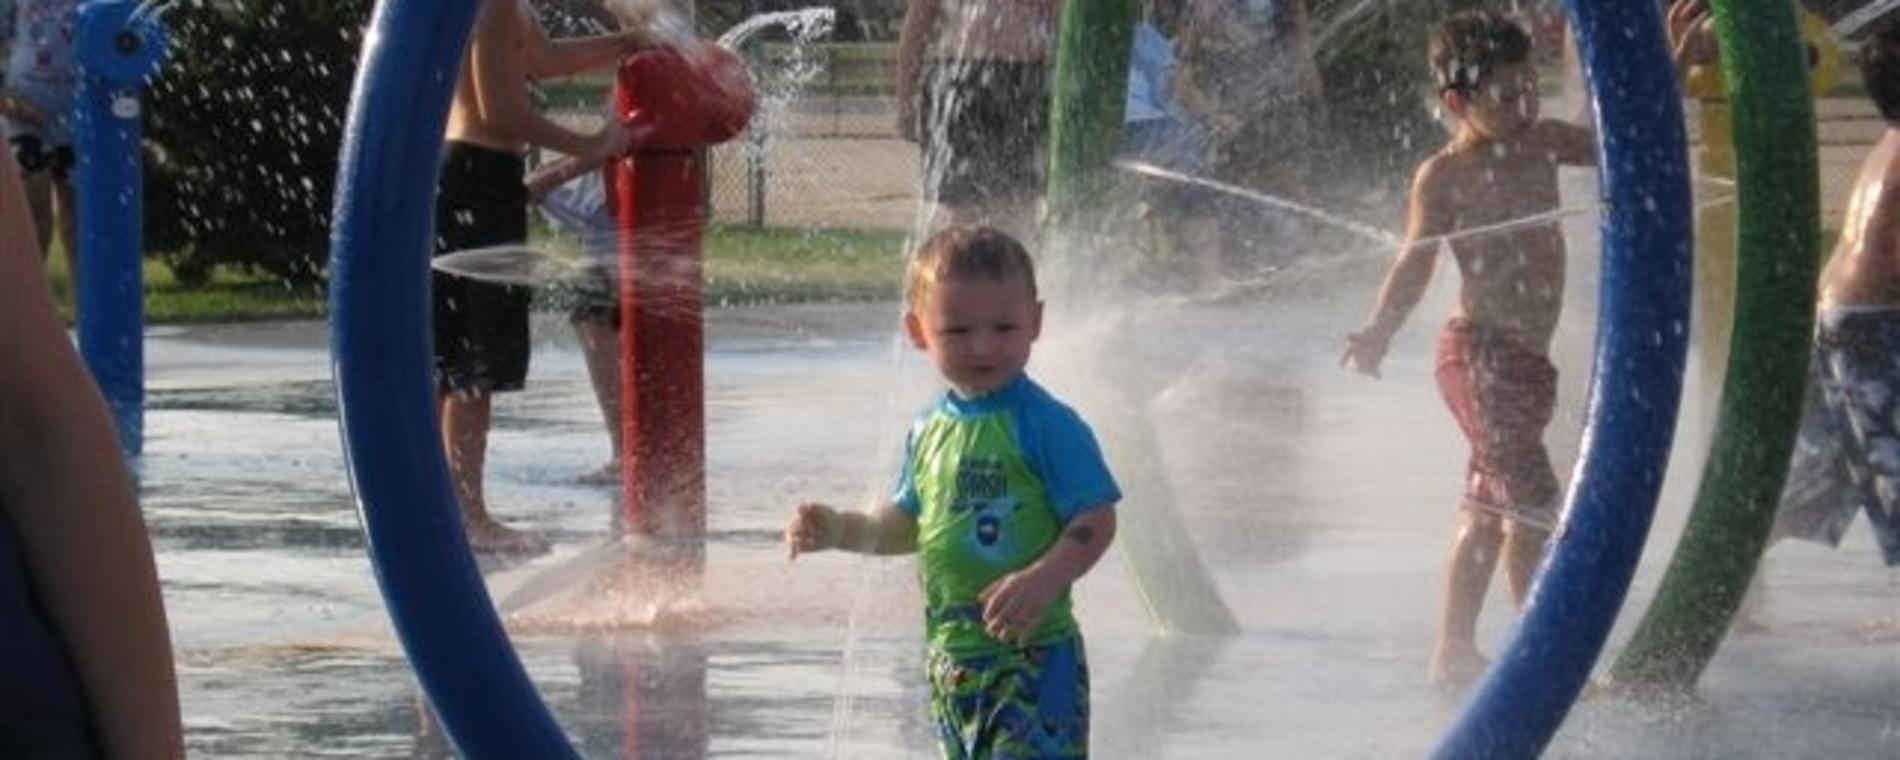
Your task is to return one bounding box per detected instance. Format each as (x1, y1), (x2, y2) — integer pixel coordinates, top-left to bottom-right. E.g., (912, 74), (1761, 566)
(905, 226), (1039, 306)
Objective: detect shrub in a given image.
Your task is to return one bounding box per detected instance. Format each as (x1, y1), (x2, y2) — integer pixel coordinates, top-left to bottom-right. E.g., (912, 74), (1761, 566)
(144, 0), (369, 286)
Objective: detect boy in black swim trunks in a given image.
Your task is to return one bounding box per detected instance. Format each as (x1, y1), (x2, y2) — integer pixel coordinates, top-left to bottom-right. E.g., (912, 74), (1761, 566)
(435, 0), (652, 554)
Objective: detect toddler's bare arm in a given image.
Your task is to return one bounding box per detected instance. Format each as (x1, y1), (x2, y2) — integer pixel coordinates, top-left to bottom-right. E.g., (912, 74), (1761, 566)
(786, 502), (917, 558)
(978, 507), (1117, 644)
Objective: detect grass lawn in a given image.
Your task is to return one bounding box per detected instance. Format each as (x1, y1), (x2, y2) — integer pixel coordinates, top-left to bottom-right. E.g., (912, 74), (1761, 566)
(41, 253), (330, 324)
(40, 225), (909, 324)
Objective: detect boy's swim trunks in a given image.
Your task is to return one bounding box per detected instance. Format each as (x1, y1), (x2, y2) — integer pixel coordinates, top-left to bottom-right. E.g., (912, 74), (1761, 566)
(926, 635), (1088, 759)
(1779, 307), (1900, 565)
(538, 170), (621, 327)
(1778, 355), (1861, 548)
(1434, 317), (1562, 531)
(433, 141), (532, 393)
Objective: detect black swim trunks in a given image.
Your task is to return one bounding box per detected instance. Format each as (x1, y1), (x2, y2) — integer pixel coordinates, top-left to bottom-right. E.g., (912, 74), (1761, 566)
(917, 59), (1049, 208)
(433, 141), (532, 393)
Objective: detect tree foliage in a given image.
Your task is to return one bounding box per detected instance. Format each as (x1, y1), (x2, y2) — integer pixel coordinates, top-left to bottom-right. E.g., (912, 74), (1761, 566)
(144, 0), (369, 285)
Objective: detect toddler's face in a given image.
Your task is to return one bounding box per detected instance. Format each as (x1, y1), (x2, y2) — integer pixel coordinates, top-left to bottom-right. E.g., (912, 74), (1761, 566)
(905, 274), (1042, 398)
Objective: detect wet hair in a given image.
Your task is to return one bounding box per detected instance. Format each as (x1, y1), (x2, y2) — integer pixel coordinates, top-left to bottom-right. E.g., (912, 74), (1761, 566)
(905, 226), (1039, 306)
(1862, 22), (1900, 124)
(1428, 11), (1533, 95)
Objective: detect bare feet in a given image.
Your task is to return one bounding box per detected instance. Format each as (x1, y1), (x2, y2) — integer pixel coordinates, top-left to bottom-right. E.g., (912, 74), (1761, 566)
(465, 517), (551, 556)
(1429, 644), (1490, 692)
(574, 461), (621, 487)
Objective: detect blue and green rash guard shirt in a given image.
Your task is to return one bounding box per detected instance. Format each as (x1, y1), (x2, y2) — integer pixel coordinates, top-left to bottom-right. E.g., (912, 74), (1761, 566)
(893, 374), (1121, 657)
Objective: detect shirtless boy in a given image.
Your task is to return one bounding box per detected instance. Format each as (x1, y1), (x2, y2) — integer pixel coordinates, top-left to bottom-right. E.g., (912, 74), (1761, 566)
(434, 0), (649, 553)
(1783, 20), (1900, 569)
(1339, 11), (1595, 688)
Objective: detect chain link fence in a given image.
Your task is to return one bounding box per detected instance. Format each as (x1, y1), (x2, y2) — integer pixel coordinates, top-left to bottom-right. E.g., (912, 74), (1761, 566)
(708, 41), (918, 230)
(1815, 96), (1883, 226)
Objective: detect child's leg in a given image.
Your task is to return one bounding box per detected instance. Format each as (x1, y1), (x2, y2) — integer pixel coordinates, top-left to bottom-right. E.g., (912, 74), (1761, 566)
(572, 314), (623, 482)
(438, 389), (547, 554)
(438, 389), (492, 521)
(1500, 521), (1552, 606)
(1181, 214), (1225, 287)
(1434, 510), (1504, 686)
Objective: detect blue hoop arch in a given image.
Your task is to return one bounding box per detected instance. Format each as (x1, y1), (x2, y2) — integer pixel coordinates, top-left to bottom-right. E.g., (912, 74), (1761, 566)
(1432, 0), (1692, 756)
(327, 0), (578, 755)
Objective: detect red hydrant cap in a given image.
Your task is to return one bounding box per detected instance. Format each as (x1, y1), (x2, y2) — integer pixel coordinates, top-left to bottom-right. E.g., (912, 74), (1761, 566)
(614, 45), (756, 151)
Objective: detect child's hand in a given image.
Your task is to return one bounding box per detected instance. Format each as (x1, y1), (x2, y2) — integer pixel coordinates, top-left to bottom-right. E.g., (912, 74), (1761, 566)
(1667, 0), (1718, 69)
(784, 502), (838, 559)
(979, 567), (1062, 645)
(585, 120), (636, 161)
(524, 171), (561, 204)
(1340, 329), (1390, 378)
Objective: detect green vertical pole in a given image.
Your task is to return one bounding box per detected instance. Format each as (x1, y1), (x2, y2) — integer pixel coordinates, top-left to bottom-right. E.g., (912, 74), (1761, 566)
(1044, 0), (1136, 233)
(1609, 0), (1820, 689)
(1043, 0), (1238, 635)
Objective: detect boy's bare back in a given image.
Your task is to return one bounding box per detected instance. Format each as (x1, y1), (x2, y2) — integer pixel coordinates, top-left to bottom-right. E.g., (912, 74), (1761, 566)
(1819, 129), (1900, 307)
(1415, 120), (1593, 354)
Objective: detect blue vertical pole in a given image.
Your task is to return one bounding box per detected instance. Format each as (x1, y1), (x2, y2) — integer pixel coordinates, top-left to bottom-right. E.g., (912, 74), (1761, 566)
(71, 0), (167, 458)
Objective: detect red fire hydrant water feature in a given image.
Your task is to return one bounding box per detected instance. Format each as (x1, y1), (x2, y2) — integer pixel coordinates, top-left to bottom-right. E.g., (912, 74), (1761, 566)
(608, 45), (753, 567)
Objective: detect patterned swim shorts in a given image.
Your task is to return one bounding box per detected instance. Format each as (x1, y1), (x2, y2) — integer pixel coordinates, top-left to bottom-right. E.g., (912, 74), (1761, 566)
(925, 635), (1088, 759)
(1779, 307), (1900, 566)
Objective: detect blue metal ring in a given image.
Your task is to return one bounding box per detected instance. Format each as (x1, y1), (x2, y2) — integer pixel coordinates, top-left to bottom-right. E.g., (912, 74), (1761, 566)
(327, 0), (579, 755)
(1430, 0), (1693, 756)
